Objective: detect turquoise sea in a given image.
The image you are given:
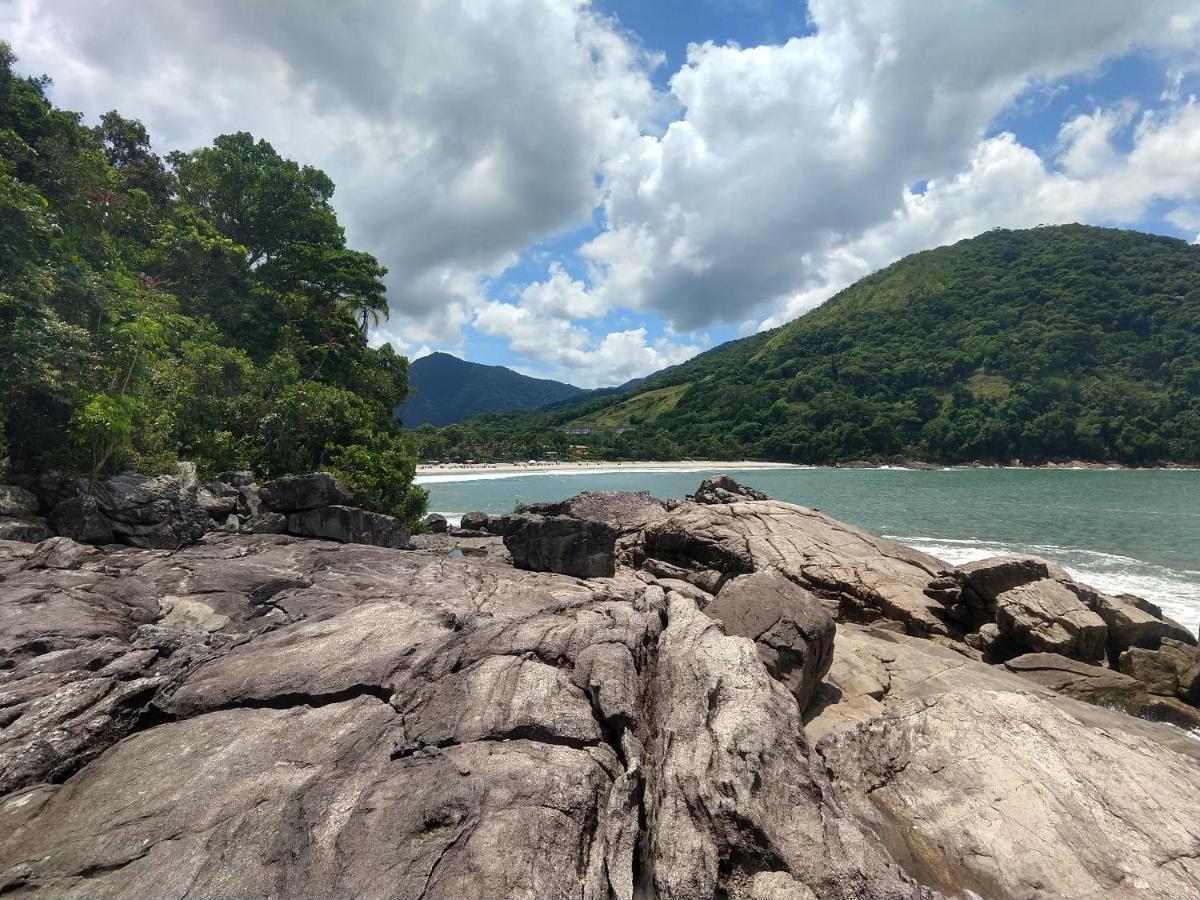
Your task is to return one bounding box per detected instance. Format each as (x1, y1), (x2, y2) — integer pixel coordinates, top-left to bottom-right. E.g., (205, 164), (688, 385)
(416, 466), (1200, 633)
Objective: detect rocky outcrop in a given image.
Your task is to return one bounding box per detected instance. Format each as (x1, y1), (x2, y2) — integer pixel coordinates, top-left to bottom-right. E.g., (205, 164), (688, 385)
(704, 569), (834, 712)
(258, 472), (353, 513)
(821, 688), (1200, 900)
(2, 479), (1199, 899)
(687, 474), (772, 504)
(286, 505), (411, 549)
(994, 579), (1108, 663)
(503, 514), (618, 579)
(1120, 638), (1200, 705)
(0, 486), (38, 520)
(642, 499), (950, 635)
(525, 490), (669, 533)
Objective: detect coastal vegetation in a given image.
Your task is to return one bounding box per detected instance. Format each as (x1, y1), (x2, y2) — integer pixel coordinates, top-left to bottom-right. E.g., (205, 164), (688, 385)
(423, 225), (1200, 466)
(0, 45), (426, 524)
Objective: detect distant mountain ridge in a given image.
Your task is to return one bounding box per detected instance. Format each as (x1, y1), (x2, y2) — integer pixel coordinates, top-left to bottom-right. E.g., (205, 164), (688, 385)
(428, 225), (1200, 465)
(397, 353), (587, 427)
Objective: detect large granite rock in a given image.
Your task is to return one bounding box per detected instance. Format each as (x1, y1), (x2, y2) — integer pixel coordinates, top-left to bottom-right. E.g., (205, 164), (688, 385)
(258, 472), (352, 513)
(820, 688), (1200, 900)
(525, 490), (669, 533)
(0, 486), (38, 519)
(994, 579), (1107, 663)
(49, 473), (209, 550)
(503, 514), (618, 579)
(0, 535), (927, 899)
(1120, 638), (1200, 704)
(50, 496), (113, 545)
(643, 499), (950, 635)
(0, 518), (51, 544)
(687, 475), (772, 504)
(704, 568), (834, 712)
(423, 512), (448, 534)
(286, 505), (411, 549)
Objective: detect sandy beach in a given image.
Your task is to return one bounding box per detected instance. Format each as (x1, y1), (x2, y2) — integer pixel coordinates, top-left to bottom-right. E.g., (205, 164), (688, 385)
(415, 459), (802, 477)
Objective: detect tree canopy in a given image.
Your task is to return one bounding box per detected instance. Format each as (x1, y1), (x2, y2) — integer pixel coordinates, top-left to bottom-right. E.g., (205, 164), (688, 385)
(0, 44), (426, 524)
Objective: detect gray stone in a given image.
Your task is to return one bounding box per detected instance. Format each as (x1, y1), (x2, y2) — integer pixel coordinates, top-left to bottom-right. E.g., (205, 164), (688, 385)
(0, 517), (51, 544)
(286, 505), (411, 549)
(524, 490), (669, 533)
(50, 496), (113, 545)
(258, 472), (352, 513)
(423, 512), (448, 533)
(994, 579), (1107, 663)
(21, 537), (98, 571)
(643, 498), (950, 636)
(688, 474), (772, 504)
(0, 485), (38, 519)
(704, 568), (834, 712)
(196, 483), (237, 519)
(459, 511), (490, 532)
(245, 512), (287, 534)
(215, 470), (257, 487)
(503, 514), (617, 579)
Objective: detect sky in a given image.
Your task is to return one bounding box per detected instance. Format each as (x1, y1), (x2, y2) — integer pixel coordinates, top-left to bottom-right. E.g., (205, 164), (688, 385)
(4, 0), (1200, 388)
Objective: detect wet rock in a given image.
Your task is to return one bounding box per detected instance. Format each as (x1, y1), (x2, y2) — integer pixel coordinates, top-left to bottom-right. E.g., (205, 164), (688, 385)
(704, 569), (834, 712)
(688, 474), (772, 504)
(286, 506), (411, 549)
(503, 514), (617, 579)
(259, 472), (352, 513)
(423, 512), (448, 533)
(994, 579), (1107, 663)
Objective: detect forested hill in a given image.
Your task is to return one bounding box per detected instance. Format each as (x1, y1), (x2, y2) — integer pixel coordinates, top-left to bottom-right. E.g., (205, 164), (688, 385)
(419, 225), (1200, 465)
(397, 353), (585, 427)
(0, 44), (426, 524)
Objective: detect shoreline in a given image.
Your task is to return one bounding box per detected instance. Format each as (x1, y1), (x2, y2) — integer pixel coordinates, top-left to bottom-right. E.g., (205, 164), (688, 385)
(415, 460), (801, 478)
(416, 458), (1199, 478)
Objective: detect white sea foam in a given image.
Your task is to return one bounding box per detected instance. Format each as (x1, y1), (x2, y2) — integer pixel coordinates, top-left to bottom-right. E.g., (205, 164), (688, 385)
(891, 534), (1200, 633)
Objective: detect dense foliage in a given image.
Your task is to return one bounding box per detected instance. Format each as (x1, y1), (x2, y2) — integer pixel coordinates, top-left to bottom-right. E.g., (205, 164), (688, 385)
(0, 46), (426, 523)
(426, 225), (1200, 466)
(398, 352), (585, 427)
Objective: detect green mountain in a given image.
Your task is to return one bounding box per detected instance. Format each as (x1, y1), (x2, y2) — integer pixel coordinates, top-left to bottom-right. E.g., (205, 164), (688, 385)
(420, 225), (1200, 465)
(397, 353), (586, 427)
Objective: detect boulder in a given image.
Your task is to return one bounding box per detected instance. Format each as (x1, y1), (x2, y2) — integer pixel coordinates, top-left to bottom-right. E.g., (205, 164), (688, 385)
(704, 568), (834, 712)
(962, 621), (1020, 663)
(235, 483), (262, 518)
(687, 474), (772, 504)
(994, 579), (1107, 663)
(0, 517), (51, 544)
(245, 512), (287, 534)
(459, 510), (490, 532)
(524, 490), (669, 533)
(1120, 639), (1200, 704)
(196, 483), (238, 519)
(422, 512), (448, 533)
(21, 536), (99, 571)
(642, 499), (950, 635)
(0, 485), (38, 519)
(258, 472), (352, 513)
(51, 496), (114, 545)
(820, 688), (1200, 900)
(503, 514), (617, 579)
(286, 506), (411, 549)
(1086, 588), (1196, 662)
(215, 470), (257, 487)
(957, 554), (1068, 604)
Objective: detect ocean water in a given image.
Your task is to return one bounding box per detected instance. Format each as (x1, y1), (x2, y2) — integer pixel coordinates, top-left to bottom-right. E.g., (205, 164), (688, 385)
(417, 466), (1200, 633)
